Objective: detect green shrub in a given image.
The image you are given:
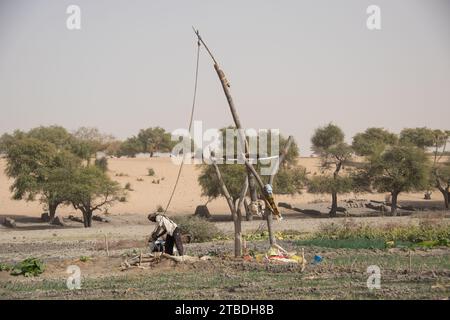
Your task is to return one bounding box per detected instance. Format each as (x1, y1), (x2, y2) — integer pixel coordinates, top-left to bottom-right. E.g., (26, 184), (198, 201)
(173, 216), (223, 243)
(124, 182), (133, 191)
(0, 263), (12, 272)
(147, 168), (155, 176)
(315, 221), (450, 246)
(10, 258), (45, 277)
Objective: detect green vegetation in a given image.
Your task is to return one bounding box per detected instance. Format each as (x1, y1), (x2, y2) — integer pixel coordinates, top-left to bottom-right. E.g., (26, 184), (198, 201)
(118, 127), (175, 157)
(65, 166), (123, 227)
(352, 127), (398, 157)
(1, 124), (449, 230)
(10, 258), (45, 277)
(4, 136), (81, 221)
(309, 123), (353, 216)
(1, 251), (448, 299)
(361, 145), (430, 215)
(72, 127), (117, 164)
(309, 221), (450, 248)
(2, 126), (125, 227)
(0, 263), (12, 271)
(94, 157), (108, 172)
(173, 216), (224, 242)
(220, 222), (450, 249)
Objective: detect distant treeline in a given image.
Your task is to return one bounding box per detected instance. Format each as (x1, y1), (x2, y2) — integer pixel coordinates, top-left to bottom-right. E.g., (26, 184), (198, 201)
(197, 125), (450, 217)
(0, 125), (449, 224)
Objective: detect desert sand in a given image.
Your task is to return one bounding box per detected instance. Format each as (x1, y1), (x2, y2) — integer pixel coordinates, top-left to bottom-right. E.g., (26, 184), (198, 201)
(0, 156), (434, 218)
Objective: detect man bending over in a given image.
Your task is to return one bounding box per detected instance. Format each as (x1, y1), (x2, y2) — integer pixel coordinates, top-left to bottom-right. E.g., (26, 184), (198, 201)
(148, 213), (184, 256)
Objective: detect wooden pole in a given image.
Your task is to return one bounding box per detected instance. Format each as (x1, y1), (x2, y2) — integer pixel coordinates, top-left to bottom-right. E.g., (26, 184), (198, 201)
(236, 176), (249, 256)
(211, 156), (243, 257)
(212, 159), (236, 214)
(104, 234), (109, 257)
(247, 172), (258, 220)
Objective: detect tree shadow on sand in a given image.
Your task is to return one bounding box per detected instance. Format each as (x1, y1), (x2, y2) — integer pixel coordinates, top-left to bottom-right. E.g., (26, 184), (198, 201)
(0, 214), (82, 231)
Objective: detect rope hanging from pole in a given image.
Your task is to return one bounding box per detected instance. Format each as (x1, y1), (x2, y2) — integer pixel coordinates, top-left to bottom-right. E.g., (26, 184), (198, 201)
(162, 36), (201, 214)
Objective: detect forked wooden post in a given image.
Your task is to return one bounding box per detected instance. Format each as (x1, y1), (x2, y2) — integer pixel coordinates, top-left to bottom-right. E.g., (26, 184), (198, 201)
(211, 154), (244, 257)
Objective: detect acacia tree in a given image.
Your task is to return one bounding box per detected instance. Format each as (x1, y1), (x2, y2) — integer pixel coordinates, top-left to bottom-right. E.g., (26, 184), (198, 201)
(72, 127), (116, 164)
(27, 126), (75, 151)
(118, 136), (143, 157)
(366, 144), (430, 215)
(0, 131), (28, 155)
(399, 127), (436, 149)
(137, 127), (174, 157)
(434, 163), (450, 209)
(352, 127), (398, 157)
(310, 124), (353, 216)
(4, 136), (80, 221)
(67, 166), (123, 227)
(432, 130), (450, 209)
(400, 128), (450, 208)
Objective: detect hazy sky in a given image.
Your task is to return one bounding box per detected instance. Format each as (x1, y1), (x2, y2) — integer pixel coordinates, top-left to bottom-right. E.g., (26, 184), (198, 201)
(0, 0), (449, 155)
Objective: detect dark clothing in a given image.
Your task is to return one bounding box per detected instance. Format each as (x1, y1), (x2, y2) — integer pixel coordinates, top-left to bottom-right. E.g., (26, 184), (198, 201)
(164, 227), (184, 255)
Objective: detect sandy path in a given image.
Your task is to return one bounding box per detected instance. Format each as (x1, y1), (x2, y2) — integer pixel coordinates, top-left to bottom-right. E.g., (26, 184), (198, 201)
(0, 214), (433, 244)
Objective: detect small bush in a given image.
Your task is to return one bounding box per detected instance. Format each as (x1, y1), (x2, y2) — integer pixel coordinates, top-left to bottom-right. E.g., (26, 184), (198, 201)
(0, 263), (12, 272)
(119, 196), (127, 202)
(173, 216), (223, 243)
(147, 168), (155, 176)
(124, 182), (133, 191)
(156, 205), (164, 213)
(10, 258), (45, 277)
(115, 172), (128, 177)
(136, 178), (144, 182)
(79, 256), (90, 262)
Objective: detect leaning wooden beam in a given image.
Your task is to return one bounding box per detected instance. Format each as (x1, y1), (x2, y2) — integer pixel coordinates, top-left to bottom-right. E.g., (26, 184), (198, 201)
(211, 158), (236, 214)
